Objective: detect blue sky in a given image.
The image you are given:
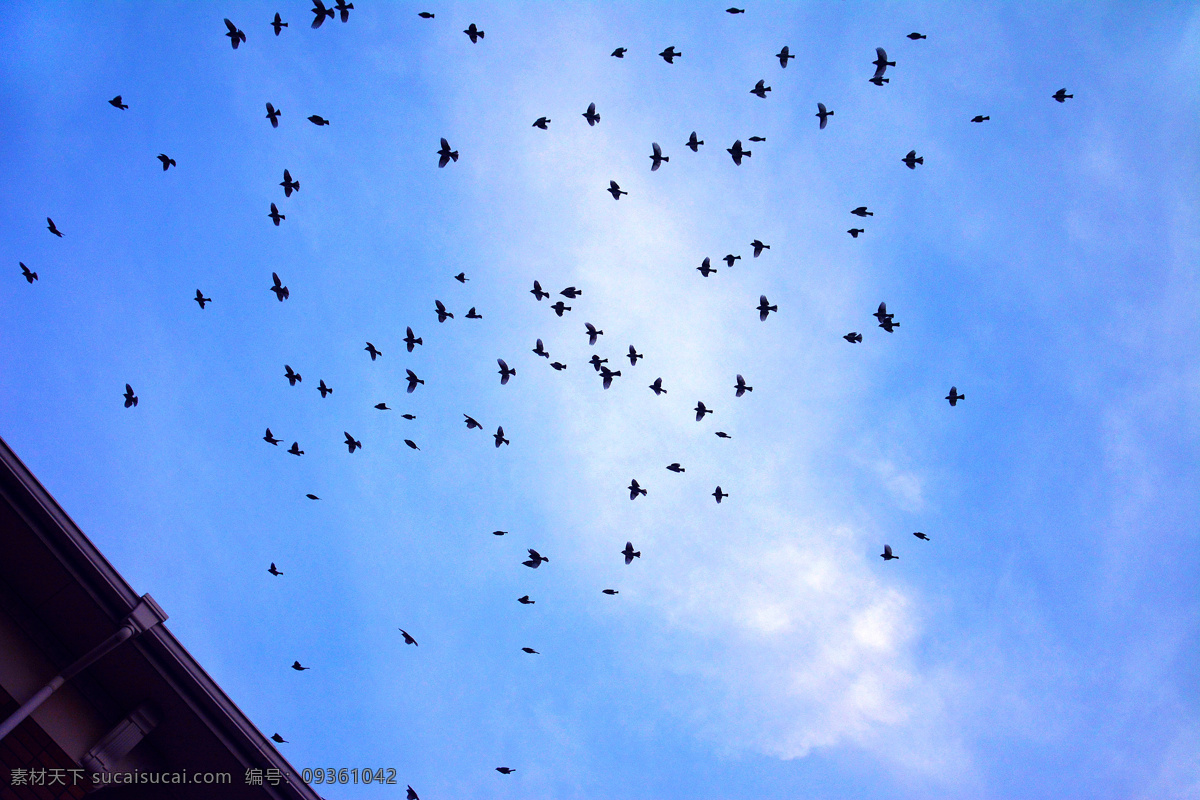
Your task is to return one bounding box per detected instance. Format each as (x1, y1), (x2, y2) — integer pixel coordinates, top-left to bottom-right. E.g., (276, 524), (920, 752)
(2, 2), (1198, 798)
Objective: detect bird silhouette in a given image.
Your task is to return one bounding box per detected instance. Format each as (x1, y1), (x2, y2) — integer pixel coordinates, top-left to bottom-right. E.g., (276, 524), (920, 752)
(406, 369), (424, 393)
(694, 401), (712, 421)
(628, 479), (647, 500)
(881, 544), (898, 560)
(686, 131), (704, 152)
(496, 767), (515, 774)
(852, 207), (873, 217)
(902, 150), (924, 169)
(268, 203), (285, 226)
(271, 733), (288, 743)
(284, 365), (302, 386)
(224, 18), (246, 48)
(607, 180), (627, 200)
(268, 563), (283, 576)
(524, 549), (548, 568)
(758, 295), (777, 320)
(599, 366), (621, 389)
(667, 463), (684, 473)
(873, 47), (895, 75)
(46, 218), (63, 237)
(406, 787), (419, 800)
(583, 102), (600, 126)
(401, 414), (415, 420)
(194, 289), (210, 308)
(157, 154), (176, 171)
(310, 0), (334, 28)
(622, 541), (641, 563)
(435, 300), (453, 322)
(375, 403), (390, 410)
(533, 116), (550, 129)
(749, 136), (766, 142)
(869, 75), (889, 86)
(308, 114), (329, 125)
(848, 228), (864, 238)
(281, 169), (299, 196)
(109, 95), (128, 110)
(551, 301), (571, 316)
(602, 589), (619, 595)
(627, 345), (643, 365)
(306, 493), (319, 499)
(531, 280), (549, 301)
(264, 428), (281, 445)
(493, 530), (506, 536)
(751, 239), (770, 257)
(334, 0), (352, 23)
(498, 359), (516, 385)
(533, 339), (549, 358)
(397, 629), (418, 646)
(649, 378), (666, 395)
(715, 431), (731, 439)
(266, 102), (281, 127)
(518, 596), (535, 604)
(271, 13), (288, 35)
(344, 432), (361, 453)
(1053, 88), (1073, 103)
(843, 332), (863, 343)
(913, 531), (930, 540)
(590, 355), (609, 372)
(727, 140), (751, 165)
(466, 307), (483, 319)
(734, 374), (752, 397)
(318, 380), (332, 398)
(551, 362), (567, 371)
(727, 7), (745, 12)
(816, 102), (834, 129)
(288, 442), (304, 456)
(971, 115), (990, 123)
(611, 47), (627, 58)
(776, 46), (794, 67)
(437, 138), (459, 168)
(494, 426), (510, 447)
(946, 387), (965, 406)
(874, 302), (897, 326)
(697, 257), (717, 277)
(463, 414), (482, 429)
(455, 272), (468, 283)
(404, 326), (423, 351)
(19, 263), (38, 283)
(879, 317), (898, 333)
(586, 323), (603, 345)
(365, 342), (382, 361)
(723, 254), (741, 267)
(750, 79), (771, 98)
(418, 12), (435, 19)
(404, 439), (420, 451)
(713, 486), (727, 503)
(291, 661), (309, 671)
(649, 142), (669, 171)
(659, 46), (681, 63)
(463, 23), (484, 42)
(123, 384), (138, 408)
(907, 32), (927, 40)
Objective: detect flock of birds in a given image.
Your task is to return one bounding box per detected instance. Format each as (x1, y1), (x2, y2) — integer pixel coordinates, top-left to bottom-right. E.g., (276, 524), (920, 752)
(17, 5), (1079, 793)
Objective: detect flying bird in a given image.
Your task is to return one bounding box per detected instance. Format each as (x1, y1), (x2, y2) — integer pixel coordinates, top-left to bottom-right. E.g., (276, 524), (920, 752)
(498, 359), (516, 385)
(776, 46), (794, 67)
(531, 280), (549, 301)
(281, 169), (299, 196)
(697, 257), (717, 277)
(908, 32), (927, 40)
(723, 254), (741, 267)
(686, 131), (704, 151)
(401, 414), (415, 420)
(751, 239), (770, 257)
(406, 369), (424, 393)
(607, 180), (627, 200)
(365, 342), (381, 361)
(874, 301), (895, 324)
(589, 355), (609, 372)
(611, 47), (627, 58)
(649, 378), (666, 395)
(288, 442), (304, 456)
(463, 23), (484, 42)
(844, 332), (863, 343)
(344, 432), (361, 453)
(109, 95), (128, 109)
(622, 542), (641, 563)
(550, 301), (571, 316)
(879, 317), (898, 333)
(902, 150), (924, 169)
(727, 140), (751, 165)
(750, 79), (771, 98)
(494, 426), (509, 447)
(17, 263), (37, 283)
(533, 339), (549, 358)
(264, 428), (281, 445)
(628, 479), (647, 500)
(493, 530), (506, 536)
(291, 661), (309, 671)
(602, 589), (619, 595)
(318, 379), (332, 398)
(308, 114), (329, 125)
(375, 403), (390, 410)
(271, 13), (288, 35)
(123, 384), (138, 408)
(334, 0), (353, 23)
(667, 463), (684, 473)
(734, 374), (752, 397)
(715, 431), (731, 439)
(551, 362), (567, 371)
(455, 272), (468, 283)
(852, 207), (873, 217)
(524, 549), (548, 568)
(1053, 88), (1073, 103)
(306, 493), (319, 499)
(726, 7), (745, 12)
(946, 387), (965, 406)
(816, 102), (834, 129)
(268, 563), (283, 576)
(585, 323), (603, 345)
(713, 486), (727, 503)
(271, 733), (288, 743)
(649, 142), (669, 171)
(496, 767), (515, 774)
(913, 531), (930, 540)
(881, 544), (898, 560)
(971, 115), (990, 123)
(848, 228), (864, 238)
(873, 47), (895, 75)
(599, 366), (621, 389)
(533, 116), (550, 129)
(627, 345), (643, 365)
(435, 300), (453, 322)
(758, 295), (777, 320)
(157, 153), (176, 171)
(266, 103), (281, 127)
(418, 12), (435, 19)
(869, 75), (889, 86)
(224, 18), (246, 48)
(284, 365), (302, 386)
(466, 307), (482, 319)
(437, 138), (459, 168)
(463, 414), (482, 429)
(46, 218), (63, 237)
(194, 289), (210, 308)
(406, 787), (419, 800)
(694, 401), (712, 421)
(268, 203), (284, 226)
(398, 629), (418, 646)
(310, 1), (334, 28)
(659, 46), (681, 63)
(404, 439), (420, 451)
(522, 647), (539, 654)
(404, 326), (422, 351)
(583, 102), (600, 126)
(518, 596), (535, 604)
(561, 286), (582, 298)
(749, 136), (766, 142)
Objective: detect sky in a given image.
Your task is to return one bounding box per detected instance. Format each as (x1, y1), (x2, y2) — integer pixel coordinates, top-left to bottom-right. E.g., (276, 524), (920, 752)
(1, 2), (1198, 798)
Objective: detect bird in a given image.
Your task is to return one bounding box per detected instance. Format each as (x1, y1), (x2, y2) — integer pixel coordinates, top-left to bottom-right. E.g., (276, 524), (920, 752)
(776, 46), (794, 67)
(437, 138), (459, 168)
(306, 493), (319, 499)
(365, 342), (382, 360)
(694, 401), (713, 421)
(881, 544), (898, 560)
(758, 295), (777, 321)
(404, 439), (420, 451)
(551, 362), (567, 371)
(291, 661), (309, 671)
(533, 339), (549, 358)
(264, 428), (281, 445)
(466, 307), (482, 319)
(622, 541), (641, 563)
(524, 549), (548, 568)
(404, 326), (423, 351)
(268, 563), (283, 576)
(493, 530), (506, 536)
(873, 47), (895, 75)
(602, 589), (619, 595)
(697, 257), (717, 277)
(589, 355), (609, 372)
(848, 228), (864, 238)
(715, 431), (731, 439)
(748, 136), (766, 142)
(157, 154), (176, 171)
(271, 13), (288, 35)
(875, 301), (896, 325)
(268, 203), (285, 226)
(454, 272), (468, 284)
(750, 79), (771, 98)
(723, 254), (741, 267)
(583, 102), (600, 126)
(1053, 88), (1073, 103)
(902, 150), (924, 169)
(667, 463), (684, 473)
(726, 7), (745, 12)
(344, 432), (361, 453)
(585, 323), (603, 345)
(551, 301), (571, 316)
(907, 32), (927, 40)
(914, 531), (930, 540)
(751, 239), (770, 257)
(46, 218), (63, 237)
(284, 365), (302, 386)
(713, 486), (727, 503)
(224, 18), (246, 48)
(308, 114), (329, 125)
(418, 12), (435, 19)
(628, 479), (647, 500)
(734, 374), (752, 397)
(869, 75), (889, 86)
(281, 169), (299, 197)
(627, 345), (643, 365)
(649, 142), (669, 171)
(395, 629), (418, 646)
(649, 378), (666, 395)
(659, 46), (681, 63)
(522, 647), (539, 654)
(518, 596), (535, 604)
(816, 103), (834, 129)
(109, 95), (128, 110)
(727, 140), (751, 165)
(533, 116), (550, 129)
(16, 263), (37, 284)
(496, 767), (516, 774)
(494, 426), (510, 447)
(843, 332), (863, 343)
(464, 414), (482, 429)
(435, 300), (453, 322)
(401, 414), (415, 420)
(852, 207), (873, 217)
(288, 442), (304, 456)
(194, 289), (210, 308)
(561, 286), (582, 298)
(334, 0), (353, 23)
(611, 47), (627, 58)
(686, 131), (704, 152)
(266, 103), (281, 127)
(599, 366), (621, 389)
(497, 359), (516, 385)
(406, 369), (424, 393)
(318, 380), (332, 398)
(946, 387), (965, 406)
(879, 317), (898, 333)
(971, 115), (990, 123)
(122, 384), (138, 408)
(531, 280), (549, 301)
(463, 23), (484, 42)
(375, 403), (390, 410)
(607, 180), (627, 200)
(310, 0), (334, 28)
(406, 787), (419, 800)
(271, 733), (287, 743)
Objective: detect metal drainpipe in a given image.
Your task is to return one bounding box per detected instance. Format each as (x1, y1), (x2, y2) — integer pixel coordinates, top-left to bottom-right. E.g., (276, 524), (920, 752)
(0, 594), (167, 742)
